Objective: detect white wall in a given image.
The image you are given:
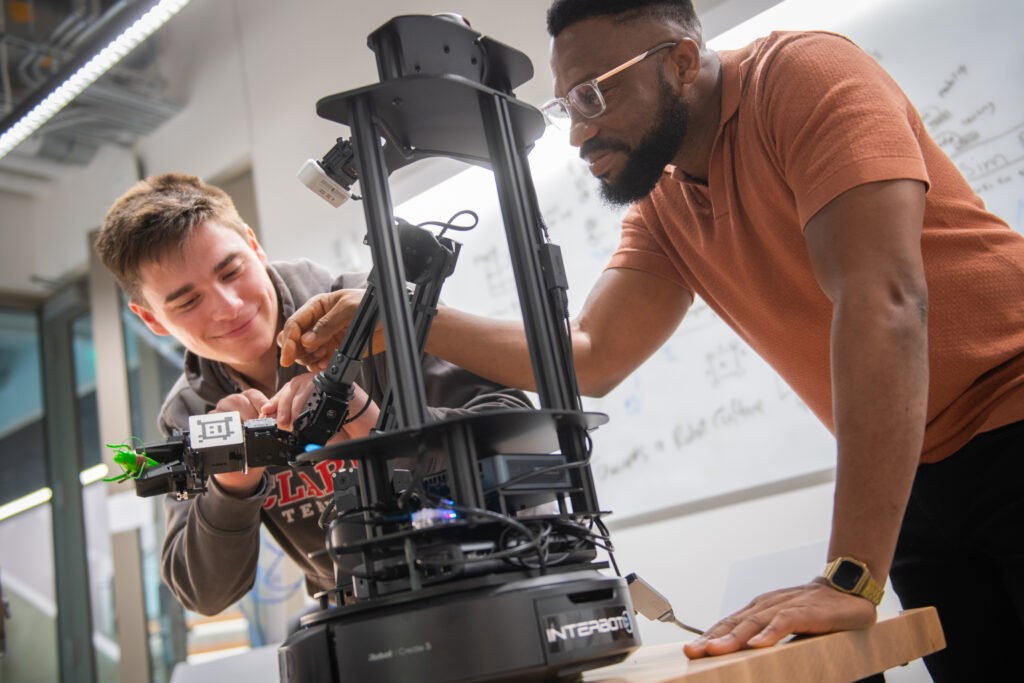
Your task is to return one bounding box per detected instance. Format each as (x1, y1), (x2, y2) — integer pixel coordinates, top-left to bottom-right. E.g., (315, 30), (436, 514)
(33, 146), (138, 285)
(0, 144), (136, 293)
(0, 190), (37, 292)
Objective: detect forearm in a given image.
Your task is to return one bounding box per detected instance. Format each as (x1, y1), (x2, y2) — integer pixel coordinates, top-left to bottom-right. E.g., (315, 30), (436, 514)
(160, 477), (267, 615)
(827, 292), (928, 581)
(425, 304), (652, 398)
(286, 269), (690, 399)
(425, 306), (544, 393)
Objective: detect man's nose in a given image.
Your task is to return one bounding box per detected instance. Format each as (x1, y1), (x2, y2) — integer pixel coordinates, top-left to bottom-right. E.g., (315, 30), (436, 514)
(211, 285), (245, 319)
(569, 117), (598, 148)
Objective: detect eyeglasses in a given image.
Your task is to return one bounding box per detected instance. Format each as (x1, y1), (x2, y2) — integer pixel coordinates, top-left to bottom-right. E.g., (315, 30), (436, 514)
(542, 42), (677, 129)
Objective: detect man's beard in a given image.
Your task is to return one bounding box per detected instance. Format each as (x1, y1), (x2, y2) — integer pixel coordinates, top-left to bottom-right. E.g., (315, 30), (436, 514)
(597, 78), (689, 207)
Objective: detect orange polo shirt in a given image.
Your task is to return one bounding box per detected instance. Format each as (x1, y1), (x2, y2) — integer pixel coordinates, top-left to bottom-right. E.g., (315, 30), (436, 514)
(609, 31), (1024, 463)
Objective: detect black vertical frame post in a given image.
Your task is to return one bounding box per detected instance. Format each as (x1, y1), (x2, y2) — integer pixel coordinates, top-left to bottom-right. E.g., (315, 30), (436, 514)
(478, 92), (599, 512)
(41, 284), (97, 683)
(478, 94), (569, 409)
(348, 95), (429, 431)
(348, 96), (431, 579)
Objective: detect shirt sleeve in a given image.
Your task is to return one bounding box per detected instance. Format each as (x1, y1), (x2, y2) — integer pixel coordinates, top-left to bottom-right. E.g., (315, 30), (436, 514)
(606, 201), (690, 288)
(157, 377), (267, 615)
(754, 31), (930, 225)
(160, 475), (270, 615)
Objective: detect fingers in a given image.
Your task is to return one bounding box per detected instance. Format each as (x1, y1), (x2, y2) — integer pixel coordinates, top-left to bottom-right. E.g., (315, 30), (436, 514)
(298, 345), (332, 373)
(278, 293), (331, 367)
(279, 316), (312, 368)
(263, 374), (316, 432)
(261, 396), (278, 419)
(286, 379), (315, 430)
(682, 583), (878, 659)
(278, 292), (345, 364)
(684, 592), (793, 658)
(279, 334), (298, 369)
(268, 385), (294, 432)
(278, 290), (365, 369)
(211, 389), (269, 421)
(301, 290), (354, 345)
(747, 611), (802, 649)
(684, 615), (769, 659)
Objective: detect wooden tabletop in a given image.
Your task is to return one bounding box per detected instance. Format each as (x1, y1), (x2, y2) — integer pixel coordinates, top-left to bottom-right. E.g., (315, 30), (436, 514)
(584, 607), (944, 683)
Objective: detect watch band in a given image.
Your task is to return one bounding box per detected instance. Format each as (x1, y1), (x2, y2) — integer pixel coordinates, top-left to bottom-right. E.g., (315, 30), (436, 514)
(821, 557), (885, 605)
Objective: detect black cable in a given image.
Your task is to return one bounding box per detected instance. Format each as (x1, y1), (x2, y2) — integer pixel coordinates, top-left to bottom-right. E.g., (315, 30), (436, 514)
(534, 208), (583, 414)
(592, 516), (621, 576)
(341, 389), (372, 426)
(341, 327), (377, 426)
(482, 452), (591, 495)
(412, 503), (542, 567)
(396, 442), (430, 511)
(418, 209), (479, 238)
(317, 498), (336, 529)
(504, 522), (556, 571)
(508, 516), (607, 570)
(329, 504), (404, 526)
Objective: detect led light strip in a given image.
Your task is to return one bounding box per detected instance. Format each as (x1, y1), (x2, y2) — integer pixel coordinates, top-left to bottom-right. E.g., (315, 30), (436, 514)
(0, 464), (112, 521)
(80, 463), (110, 486)
(0, 0), (191, 160)
(0, 487), (52, 521)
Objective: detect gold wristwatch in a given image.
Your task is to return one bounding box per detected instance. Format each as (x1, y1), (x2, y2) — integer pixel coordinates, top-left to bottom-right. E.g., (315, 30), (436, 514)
(821, 557), (884, 605)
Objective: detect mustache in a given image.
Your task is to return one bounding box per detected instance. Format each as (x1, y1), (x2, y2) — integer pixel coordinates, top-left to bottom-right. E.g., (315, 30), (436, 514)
(579, 138), (629, 160)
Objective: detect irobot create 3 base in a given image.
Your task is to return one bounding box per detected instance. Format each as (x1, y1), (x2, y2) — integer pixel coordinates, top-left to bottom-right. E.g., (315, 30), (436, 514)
(279, 570), (638, 682)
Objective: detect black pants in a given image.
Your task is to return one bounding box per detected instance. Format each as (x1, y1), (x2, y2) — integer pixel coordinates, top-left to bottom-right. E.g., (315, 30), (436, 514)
(890, 419), (1024, 683)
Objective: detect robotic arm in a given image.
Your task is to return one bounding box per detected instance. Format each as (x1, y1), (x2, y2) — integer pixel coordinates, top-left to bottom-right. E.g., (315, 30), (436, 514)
(126, 218), (459, 499)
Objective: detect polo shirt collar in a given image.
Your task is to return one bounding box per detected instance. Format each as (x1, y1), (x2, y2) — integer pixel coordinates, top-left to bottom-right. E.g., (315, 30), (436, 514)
(717, 46), (742, 129)
(665, 47), (741, 186)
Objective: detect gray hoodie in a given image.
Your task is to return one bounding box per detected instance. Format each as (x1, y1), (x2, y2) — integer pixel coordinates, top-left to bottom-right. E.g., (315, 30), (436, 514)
(157, 259), (532, 615)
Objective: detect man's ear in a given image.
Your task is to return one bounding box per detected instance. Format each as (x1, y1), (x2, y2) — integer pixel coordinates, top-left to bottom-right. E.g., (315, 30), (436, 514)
(244, 224), (269, 266)
(668, 37), (702, 87)
(128, 300), (171, 336)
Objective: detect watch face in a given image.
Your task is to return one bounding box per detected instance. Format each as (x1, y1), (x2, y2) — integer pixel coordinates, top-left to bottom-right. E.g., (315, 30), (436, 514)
(832, 560), (864, 590)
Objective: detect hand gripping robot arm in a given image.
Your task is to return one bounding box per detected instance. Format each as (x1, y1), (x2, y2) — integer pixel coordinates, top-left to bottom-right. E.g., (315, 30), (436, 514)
(123, 218), (458, 500)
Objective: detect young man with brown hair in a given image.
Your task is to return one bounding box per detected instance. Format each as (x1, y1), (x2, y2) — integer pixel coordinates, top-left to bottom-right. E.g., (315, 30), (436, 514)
(96, 173), (531, 615)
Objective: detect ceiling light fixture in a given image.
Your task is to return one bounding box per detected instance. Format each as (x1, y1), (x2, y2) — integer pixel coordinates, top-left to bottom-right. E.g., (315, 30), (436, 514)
(0, 487), (53, 521)
(79, 463), (110, 486)
(0, 0), (191, 161)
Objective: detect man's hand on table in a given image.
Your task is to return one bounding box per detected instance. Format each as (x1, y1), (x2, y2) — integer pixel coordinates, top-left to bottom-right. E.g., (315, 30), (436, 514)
(683, 580), (877, 659)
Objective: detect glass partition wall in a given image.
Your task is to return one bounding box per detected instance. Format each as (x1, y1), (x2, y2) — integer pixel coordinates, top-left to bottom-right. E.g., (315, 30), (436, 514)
(0, 306), (58, 683)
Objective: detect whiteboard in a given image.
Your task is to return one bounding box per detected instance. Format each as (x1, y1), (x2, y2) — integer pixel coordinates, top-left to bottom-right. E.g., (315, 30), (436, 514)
(393, 0), (1024, 523)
